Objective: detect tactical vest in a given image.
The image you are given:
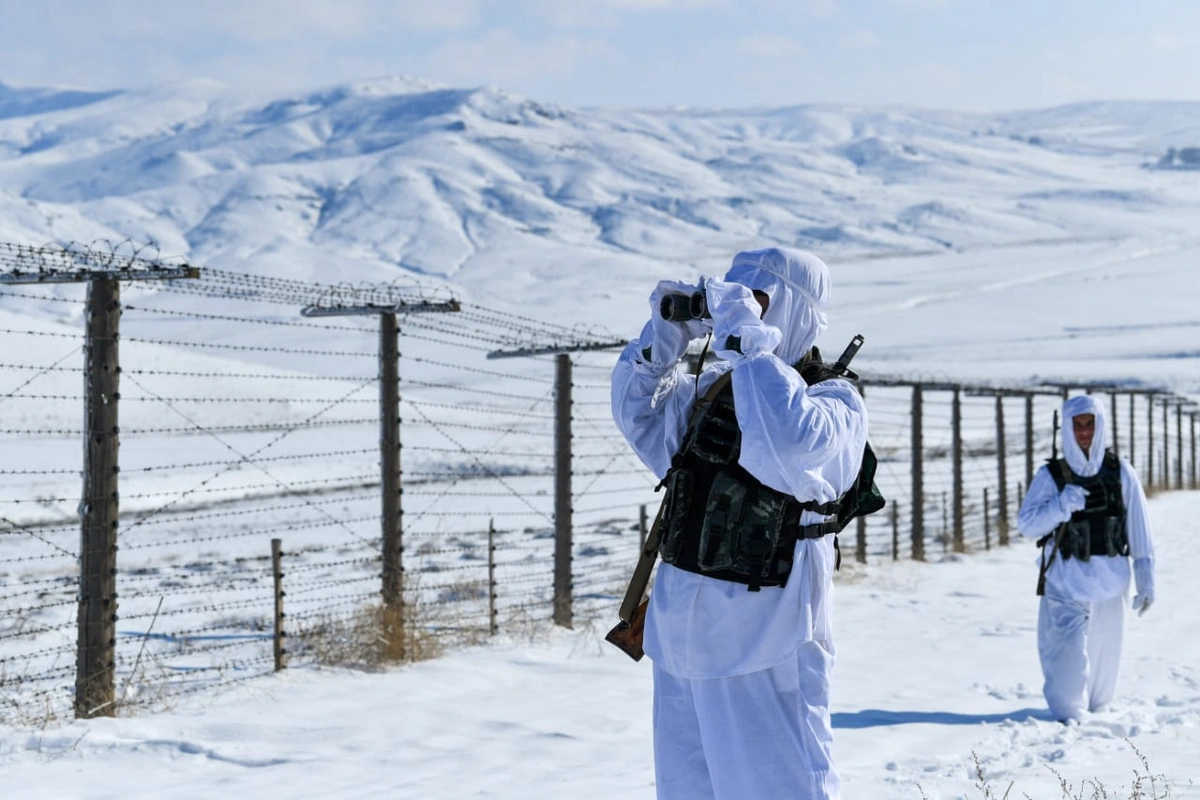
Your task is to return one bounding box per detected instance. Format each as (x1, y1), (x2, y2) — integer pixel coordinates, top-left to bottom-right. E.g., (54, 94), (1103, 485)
(657, 373), (843, 591)
(1046, 450), (1129, 561)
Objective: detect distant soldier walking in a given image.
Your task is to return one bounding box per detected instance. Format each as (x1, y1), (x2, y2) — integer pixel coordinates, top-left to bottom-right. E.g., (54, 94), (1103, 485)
(1017, 394), (1155, 722)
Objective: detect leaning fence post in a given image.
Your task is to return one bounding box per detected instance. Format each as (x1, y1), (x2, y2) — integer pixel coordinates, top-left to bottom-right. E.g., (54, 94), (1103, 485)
(272, 538), (286, 672)
(77, 274), (120, 719)
(911, 384), (925, 561)
(553, 354), (573, 629)
(639, 503), (648, 551)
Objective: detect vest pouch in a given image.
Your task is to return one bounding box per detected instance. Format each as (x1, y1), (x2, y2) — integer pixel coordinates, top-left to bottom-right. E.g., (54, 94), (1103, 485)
(732, 486), (788, 581)
(686, 396), (741, 465)
(1075, 524), (1092, 561)
(658, 469), (694, 565)
(696, 470), (748, 572)
(1067, 518), (1092, 561)
(1102, 517), (1129, 557)
(1082, 487), (1110, 514)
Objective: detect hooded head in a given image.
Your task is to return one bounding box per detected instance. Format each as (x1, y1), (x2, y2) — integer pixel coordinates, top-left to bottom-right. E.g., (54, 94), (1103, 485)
(723, 247), (831, 366)
(1061, 394), (1108, 477)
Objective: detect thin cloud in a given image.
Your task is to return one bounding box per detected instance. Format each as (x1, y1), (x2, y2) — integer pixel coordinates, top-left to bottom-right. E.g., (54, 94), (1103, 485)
(9, 0), (483, 41)
(735, 34), (809, 59)
(801, 0), (837, 18)
(840, 29), (880, 50)
(433, 28), (623, 86)
(1147, 28), (1186, 52)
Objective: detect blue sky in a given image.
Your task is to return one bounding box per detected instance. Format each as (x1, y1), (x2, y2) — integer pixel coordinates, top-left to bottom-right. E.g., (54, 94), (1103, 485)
(1, 0), (1197, 111)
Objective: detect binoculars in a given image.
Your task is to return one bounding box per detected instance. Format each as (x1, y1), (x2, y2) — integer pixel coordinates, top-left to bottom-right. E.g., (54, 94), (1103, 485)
(659, 291), (710, 322)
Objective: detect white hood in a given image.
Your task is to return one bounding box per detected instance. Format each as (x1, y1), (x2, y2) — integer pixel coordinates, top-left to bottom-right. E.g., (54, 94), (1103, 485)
(1061, 394), (1107, 477)
(723, 247), (830, 366)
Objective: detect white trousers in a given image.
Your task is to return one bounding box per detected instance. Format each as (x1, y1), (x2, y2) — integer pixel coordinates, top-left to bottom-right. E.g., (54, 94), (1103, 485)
(652, 639), (839, 800)
(1037, 592), (1125, 721)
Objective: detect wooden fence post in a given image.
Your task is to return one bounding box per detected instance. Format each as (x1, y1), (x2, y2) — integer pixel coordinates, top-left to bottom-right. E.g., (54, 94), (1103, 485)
(1156, 398), (1166, 491)
(983, 487), (990, 550)
(1176, 401), (1184, 490)
(1024, 394), (1034, 489)
(855, 515), (867, 564)
(272, 538), (286, 672)
(911, 384), (925, 561)
(995, 395), (1009, 546)
(553, 354), (573, 629)
(952, 388), (964, 553)
(380, 312), (404, 611)
(891, 501), (899, 561)
(76, 275), (120, 719)
(1110, 392), (1119, 457)
(488, 519), (498, 636)
(941, 492), (949, 554)
(1185, 410), (1195, 491)
(1147, 393), (1155, 490)
(1129, 393), (1136, 470)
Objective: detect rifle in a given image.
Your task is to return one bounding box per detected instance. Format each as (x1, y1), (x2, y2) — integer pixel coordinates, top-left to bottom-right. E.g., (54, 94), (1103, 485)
(1052, 409), (1059, 461)
(603, 501), (665, 660)
(833, 333), (864, 379)
(605, 333), (867, 661)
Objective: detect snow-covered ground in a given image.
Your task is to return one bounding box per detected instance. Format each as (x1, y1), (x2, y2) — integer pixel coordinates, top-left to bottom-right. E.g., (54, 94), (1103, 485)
(2, 490), (1195, 799)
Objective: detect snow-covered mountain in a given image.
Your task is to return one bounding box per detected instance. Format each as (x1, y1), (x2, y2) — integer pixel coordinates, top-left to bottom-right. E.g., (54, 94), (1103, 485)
(3, 76), (1199, 329)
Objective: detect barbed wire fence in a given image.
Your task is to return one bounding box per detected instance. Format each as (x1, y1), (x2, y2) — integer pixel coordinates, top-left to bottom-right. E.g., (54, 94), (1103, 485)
(1, 240), (1197, 724)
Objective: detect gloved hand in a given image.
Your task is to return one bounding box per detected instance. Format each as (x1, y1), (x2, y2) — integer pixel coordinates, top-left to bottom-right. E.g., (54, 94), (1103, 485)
(642, 280), (709, 368)
(1057, 484), (1088, 520)
(1132, 557), (1154, 616)
(706, 279), (781, 359)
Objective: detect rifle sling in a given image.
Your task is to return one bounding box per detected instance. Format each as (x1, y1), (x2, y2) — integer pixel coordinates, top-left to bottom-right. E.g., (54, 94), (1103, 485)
(615, 369), (733, 624)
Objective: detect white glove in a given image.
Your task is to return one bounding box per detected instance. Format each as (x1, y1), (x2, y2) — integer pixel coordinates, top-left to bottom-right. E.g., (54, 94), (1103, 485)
(1057, 484), (1088, 519)
(642, 280), (708, 368)
(706, 279), (781, 359)
(1132, 557), (1154, 616)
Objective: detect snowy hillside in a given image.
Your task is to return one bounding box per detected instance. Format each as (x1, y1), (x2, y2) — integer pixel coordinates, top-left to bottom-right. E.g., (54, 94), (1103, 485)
(2, 77), (1200, 333)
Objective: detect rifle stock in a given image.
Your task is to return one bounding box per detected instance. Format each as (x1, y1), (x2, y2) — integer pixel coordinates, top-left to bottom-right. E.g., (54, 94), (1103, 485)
(605, 501), (666, 661)
(604, 598), (648, 661)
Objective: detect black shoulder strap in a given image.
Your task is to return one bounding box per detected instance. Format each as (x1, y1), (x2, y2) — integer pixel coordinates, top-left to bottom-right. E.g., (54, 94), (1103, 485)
(1047, 458), (1072, 489)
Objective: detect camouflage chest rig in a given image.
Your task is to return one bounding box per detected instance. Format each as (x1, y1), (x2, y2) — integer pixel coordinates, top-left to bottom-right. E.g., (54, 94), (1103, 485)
(1044, 449), (1130, 561)
(1035, 449), (1129, 596)
(656, 354), (881, 591)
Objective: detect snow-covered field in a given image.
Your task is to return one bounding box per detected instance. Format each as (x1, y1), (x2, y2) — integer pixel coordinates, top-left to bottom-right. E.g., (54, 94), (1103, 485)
(3, 78), (1200, 798)
(1, 491), (1195, 799)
